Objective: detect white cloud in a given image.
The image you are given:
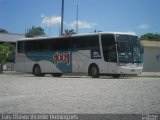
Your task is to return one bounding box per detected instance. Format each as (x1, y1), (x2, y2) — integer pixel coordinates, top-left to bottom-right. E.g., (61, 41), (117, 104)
(69, 20), (96, 29)
(41, 15), (96, 30)
(138, 23), (150, 29)
(41, 15), (61, 27)
(125, 31), (136, 35)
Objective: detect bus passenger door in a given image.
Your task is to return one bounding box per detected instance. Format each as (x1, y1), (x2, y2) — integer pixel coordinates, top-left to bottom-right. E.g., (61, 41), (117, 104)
(77, 50), (89, 73)
(72, 51), (79, 73)
(107, 46), (118, 74)
(72, 50), (89, 73)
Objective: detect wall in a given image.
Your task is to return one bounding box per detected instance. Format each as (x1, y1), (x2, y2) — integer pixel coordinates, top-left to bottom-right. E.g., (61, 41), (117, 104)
(143, 47), (160, 72)
(141, 40), (160, 72)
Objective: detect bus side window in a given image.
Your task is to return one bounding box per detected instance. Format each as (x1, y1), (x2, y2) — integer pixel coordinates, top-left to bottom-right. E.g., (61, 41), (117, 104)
(73, 44), (77, 50)
(101, 34), (116, 62)
(71, 35), (99, 50)
(108, 45), (117, 62)
(18, 41), (25, 53)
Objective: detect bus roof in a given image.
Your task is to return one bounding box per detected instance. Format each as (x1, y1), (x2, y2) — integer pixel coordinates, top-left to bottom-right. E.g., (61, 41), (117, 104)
(17, 32), (137, 42)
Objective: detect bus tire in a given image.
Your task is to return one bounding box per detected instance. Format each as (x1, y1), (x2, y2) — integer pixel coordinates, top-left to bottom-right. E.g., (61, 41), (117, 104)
(89, 64), (99, 78)
(112, 74), (121, 78)
(33, 64), (44, 77)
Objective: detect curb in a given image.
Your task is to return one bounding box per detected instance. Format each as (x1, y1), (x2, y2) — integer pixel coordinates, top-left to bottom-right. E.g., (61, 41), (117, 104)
(138, 72), (160, 77)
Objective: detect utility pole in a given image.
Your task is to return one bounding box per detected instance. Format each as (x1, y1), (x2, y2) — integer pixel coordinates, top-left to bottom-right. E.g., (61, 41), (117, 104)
(61, 0), (64, 36)
(76, 3), (79, 34)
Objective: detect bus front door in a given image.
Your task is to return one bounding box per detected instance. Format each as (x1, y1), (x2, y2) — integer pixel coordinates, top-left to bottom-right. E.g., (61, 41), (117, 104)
(72, 50), (89, 73)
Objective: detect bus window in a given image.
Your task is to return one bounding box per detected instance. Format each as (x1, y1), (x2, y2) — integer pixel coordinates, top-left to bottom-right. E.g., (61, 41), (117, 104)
(18, 41), (26, 53)
(101, 34), (117, 62)
(71, 35), (99, 50)
(108, 45), (117, 62)
(53, 38), (71, 50)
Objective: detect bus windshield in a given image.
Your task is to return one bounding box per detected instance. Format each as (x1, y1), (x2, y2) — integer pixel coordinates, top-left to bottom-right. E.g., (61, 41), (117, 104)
(116, 34), (143, 64)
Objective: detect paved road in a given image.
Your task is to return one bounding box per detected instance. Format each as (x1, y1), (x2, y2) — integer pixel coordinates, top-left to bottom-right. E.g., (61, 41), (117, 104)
(0, 73), (160, 114)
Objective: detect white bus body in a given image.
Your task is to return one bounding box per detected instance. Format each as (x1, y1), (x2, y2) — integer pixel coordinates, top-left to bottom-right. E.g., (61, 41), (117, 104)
(16, 32), (143, 78)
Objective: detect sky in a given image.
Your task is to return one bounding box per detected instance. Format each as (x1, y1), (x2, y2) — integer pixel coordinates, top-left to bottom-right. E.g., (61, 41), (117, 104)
(0, 0), (160, 36)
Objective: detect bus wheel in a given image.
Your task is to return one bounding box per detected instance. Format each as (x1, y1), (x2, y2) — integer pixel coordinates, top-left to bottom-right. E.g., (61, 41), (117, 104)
(33, 65), (44, 77)
(112, 74), (121, 78)
(89, 64), (99, 78)
(52, 73), (62, 77)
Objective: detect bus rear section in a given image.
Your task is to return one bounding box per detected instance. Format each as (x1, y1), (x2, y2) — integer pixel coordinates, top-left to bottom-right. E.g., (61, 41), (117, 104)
(15, 34), (101, 77)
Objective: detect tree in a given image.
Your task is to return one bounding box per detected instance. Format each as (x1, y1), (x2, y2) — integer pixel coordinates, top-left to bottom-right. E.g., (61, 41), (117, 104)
(140, 33), (160, 41)
(0, 43), (13, 73)
(94, 29), (102, 33)
(25, 26), (45, 37)
(0, 28), (8, 33)
(64, 29), (76, 35)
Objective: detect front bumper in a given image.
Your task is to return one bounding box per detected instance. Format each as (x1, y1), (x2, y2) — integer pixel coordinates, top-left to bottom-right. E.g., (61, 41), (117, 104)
(117, 63), (143, 75)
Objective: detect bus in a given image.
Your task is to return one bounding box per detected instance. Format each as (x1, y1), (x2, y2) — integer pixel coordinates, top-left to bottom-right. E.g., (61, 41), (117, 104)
(16, 32), (143, 78)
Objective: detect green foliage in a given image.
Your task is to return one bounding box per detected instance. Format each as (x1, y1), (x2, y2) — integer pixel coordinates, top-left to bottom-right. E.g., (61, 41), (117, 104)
(64, 29), (76, 35)
(0, 43), (13, 66)
(140, 33), (160, 41)
(0, 28), (8, 33)
(25, 26), (45, 37)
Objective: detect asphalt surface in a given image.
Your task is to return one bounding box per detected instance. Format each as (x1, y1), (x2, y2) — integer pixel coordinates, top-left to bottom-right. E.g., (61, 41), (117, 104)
(0, 72), (160, 114)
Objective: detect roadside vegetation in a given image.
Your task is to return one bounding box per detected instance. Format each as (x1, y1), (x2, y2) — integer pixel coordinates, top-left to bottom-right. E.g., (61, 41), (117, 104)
(140, 33), (160, 41)
(25, 26), (45, 37)
(0, 43), (13, 73)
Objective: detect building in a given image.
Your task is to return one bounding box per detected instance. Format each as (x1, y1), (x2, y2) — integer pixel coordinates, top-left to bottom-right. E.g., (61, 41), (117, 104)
(141, 40), (160, 72)
(0, 33), (24, 44)
(0, 33), (24, 71)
